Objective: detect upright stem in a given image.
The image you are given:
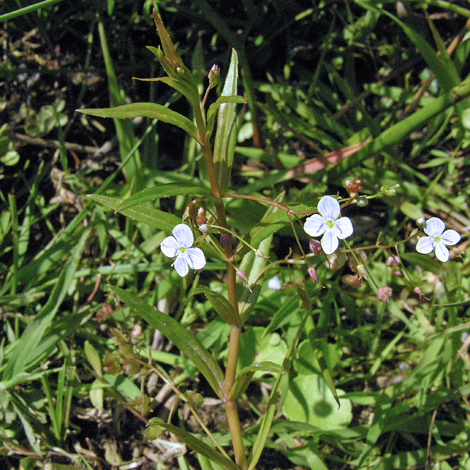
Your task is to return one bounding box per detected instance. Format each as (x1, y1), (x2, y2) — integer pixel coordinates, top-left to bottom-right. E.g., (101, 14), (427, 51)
(196, 106), (247, 469)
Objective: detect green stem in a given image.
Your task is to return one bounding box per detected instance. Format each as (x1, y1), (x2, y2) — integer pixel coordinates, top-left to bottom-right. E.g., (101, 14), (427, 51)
(194, 94), (246, 468)
(223, 323), (247, 470)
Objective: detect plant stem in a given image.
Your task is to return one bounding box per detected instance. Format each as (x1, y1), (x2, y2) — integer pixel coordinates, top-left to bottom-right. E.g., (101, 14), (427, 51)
(195, 103), (247, 468)
(224, 324), (247, 470)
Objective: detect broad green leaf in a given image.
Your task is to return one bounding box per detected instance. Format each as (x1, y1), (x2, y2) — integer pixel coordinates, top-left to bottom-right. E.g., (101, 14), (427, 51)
(116, 183), (220, 212)
(230, 361), (285, 399)
(147, 418), (238, 470)
(193, 287), (240, 327)
(282, 374), (352, 429)
(109, 285), (225, 398)
(213, 49), (239, 193)
(78, 103), (199, 142)
(87, 194), (180, 232)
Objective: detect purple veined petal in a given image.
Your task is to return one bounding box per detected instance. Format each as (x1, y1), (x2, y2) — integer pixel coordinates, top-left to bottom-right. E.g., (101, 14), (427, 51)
(185, 248), (206, 270)
(173, 254), (190, 277)
(172, 224), (194, 249)
(416, 237), (435, 255)
(321, 229), (339, 255)
(304, 214), (327, 237)
(333, 217), (354, 239)
(318, 196), (341, 220)
(424, 218), (445, 238)
(434, 242), (450, 262)
(440, 229), (461, 246)
(160, 236), (180, 258)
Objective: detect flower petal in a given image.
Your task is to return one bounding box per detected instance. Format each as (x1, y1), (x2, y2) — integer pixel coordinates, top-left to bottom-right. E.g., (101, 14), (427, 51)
(160, 236), (180, 258)
(304, 214), (327, 237)
(185, 248), (206, 270)
(172, 224), (194, 248)
(321, 229), (339, 255)
(333, 217), (354, 239)
(416, 237), (435, 254)
(318, 196), (340, 220)
(440, 229), (461, 246)
(424, 218), (445, 238)
(435, 242), (450, 262)
(173, 255), (189, 277)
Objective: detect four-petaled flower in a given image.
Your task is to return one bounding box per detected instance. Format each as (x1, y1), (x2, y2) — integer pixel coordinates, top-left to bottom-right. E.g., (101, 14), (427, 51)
(304, 196), (354, 255)
(416, 217), (460, 262)
(160, 224), (206, 277)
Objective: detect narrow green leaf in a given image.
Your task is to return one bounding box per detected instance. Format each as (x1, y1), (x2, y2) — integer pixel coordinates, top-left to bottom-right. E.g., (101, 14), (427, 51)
(98, 20), (141, 185)
(109, 285), (225, 398)
(147, 418), (238, 470)
(87, 194), (180, 232)
(78, 103), (199, 142)
(230, 362), (285, 399)
(206, 95), (245, 141)
(84, 341), (102, 378)
(193, 287), (240, 327)
(213, 49), (239, 193)
(400, 252), (442, 275)
(116, 183), (220, 212)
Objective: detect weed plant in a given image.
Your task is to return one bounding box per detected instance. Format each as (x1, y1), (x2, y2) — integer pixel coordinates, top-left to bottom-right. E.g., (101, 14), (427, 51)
(1, 1), (470, 469)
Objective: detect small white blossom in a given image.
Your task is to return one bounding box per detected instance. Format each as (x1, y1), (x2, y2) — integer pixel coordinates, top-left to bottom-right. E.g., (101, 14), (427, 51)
(304, 196), (354, 255)
(416, 217), (460, 262)
(160, 224), (206, 277)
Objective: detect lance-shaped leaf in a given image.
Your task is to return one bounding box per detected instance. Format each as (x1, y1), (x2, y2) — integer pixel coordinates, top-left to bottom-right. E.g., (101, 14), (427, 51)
(78, 103), (199, 143)
(206, 95), (246, 142)
(193, 286), (240, 327)
(116, 183), (220, 212)
(229, 362), (285, 400)
(151, 11), (196, 85)
(109, 285), (225, 398)
(147, 418), (238, 470)
(87, 194), (180, 233)
(213, 49), (239, 193)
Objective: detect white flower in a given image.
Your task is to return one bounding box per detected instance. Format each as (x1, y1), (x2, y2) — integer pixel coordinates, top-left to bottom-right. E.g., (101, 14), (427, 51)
(160, 224), (206, 277)
(416, 217), (460, 262)
(304, 196), (354, 255)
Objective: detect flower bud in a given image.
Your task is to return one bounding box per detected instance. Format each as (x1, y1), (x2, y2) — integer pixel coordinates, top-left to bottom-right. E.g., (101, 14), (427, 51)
(416, 217), (425, 228)
(377, 286), (393, 303)
(345, 178), (362, 193)
(325, 252), (347, 271)
(220, 232), (232, 250)
(199, 224), (208, 234)
(386, 255), (400, 267)
(356, 264), (368, 279)
(236, 269), (248, 283)
(413, 287), (423, 297)
(309, 238), (322, 255)
(208, 64), (220, 89)
(356, 195), (368, 207)
(196, 207), (207, 225)
(268, 276), (282, 290)
(380, 185), (398, 195)
(342, 274), (362, 289)
(308, 267), (318, 283)
(392, 270), (403, 278)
